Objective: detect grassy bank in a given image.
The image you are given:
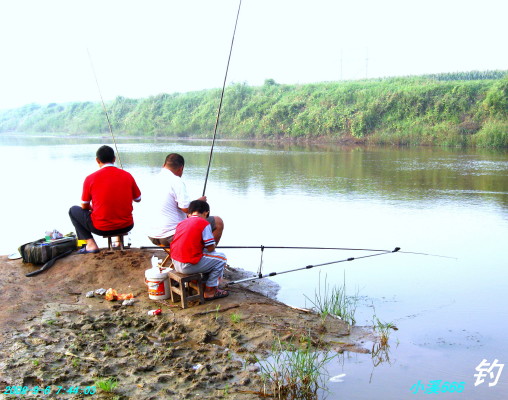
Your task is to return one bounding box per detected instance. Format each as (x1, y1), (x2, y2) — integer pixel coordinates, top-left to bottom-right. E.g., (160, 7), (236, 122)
(1, 71), (508, 148)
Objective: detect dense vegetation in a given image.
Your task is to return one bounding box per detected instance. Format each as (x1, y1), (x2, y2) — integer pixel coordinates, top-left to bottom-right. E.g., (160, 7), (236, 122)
(1, 70), (508, 147)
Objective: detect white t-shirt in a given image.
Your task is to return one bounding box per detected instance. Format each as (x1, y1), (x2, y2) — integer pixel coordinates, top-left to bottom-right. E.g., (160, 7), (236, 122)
(147, 168), (191, 238)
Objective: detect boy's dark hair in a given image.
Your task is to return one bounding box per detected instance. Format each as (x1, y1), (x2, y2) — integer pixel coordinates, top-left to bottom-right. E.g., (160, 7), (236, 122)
(96, 145), (115, 163)
(188, 200), (210, 215)
(164, 153), (185, 169)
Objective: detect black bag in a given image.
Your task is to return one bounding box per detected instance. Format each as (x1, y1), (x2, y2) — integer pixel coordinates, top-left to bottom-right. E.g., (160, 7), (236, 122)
(19, 235), (77, 265)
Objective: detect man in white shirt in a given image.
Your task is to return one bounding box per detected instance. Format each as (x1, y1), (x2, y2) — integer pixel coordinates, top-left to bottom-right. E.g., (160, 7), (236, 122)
(147, 153), (224, 247)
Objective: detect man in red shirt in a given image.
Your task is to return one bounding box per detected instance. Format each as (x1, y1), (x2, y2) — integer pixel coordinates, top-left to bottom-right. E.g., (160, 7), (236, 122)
(171, 200), (229, 300)
(69, 145), (141, 253)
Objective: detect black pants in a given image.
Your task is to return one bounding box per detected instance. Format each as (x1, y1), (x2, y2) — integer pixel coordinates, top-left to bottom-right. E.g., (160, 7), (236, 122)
(69, 206), (133, 240)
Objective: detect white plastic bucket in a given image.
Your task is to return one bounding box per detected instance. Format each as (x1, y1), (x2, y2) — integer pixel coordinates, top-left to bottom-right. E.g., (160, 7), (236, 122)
(145, 268), (170, 300)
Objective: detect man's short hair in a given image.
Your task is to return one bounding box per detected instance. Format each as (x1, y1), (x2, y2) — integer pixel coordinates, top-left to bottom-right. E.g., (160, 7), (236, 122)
(164, 153), (185, 169)
(189, 200), (210, 215)
(96, 145), (116, 164)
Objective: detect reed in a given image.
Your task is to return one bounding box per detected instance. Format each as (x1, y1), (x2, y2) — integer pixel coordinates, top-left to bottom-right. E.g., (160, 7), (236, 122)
(304, 272), (358, 326)
(256, 335), (336, 400)
(373, 316), (396, 347)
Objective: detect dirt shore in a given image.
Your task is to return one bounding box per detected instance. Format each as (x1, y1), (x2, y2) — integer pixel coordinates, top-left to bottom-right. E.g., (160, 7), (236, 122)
(0, 249), (374, 399)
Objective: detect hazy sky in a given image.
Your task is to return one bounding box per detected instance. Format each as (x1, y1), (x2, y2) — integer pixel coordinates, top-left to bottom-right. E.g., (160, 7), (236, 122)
(1, 0), (507, 109)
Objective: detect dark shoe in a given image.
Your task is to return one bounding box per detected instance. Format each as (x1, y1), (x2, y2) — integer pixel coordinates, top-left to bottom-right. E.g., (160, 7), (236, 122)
(77, 247), (100, 254)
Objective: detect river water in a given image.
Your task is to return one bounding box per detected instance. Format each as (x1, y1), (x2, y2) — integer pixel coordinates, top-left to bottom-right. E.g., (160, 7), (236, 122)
(1, 136), (507, 399)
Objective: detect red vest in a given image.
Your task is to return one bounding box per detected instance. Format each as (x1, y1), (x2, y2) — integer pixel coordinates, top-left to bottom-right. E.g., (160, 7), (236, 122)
(170, 217), (211, 264)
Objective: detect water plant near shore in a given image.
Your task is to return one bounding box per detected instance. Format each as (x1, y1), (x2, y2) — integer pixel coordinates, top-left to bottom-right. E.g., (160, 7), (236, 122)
(373, 315), (397, 347)
(304, 272), (359, 327)
(256, 335), (336, 399)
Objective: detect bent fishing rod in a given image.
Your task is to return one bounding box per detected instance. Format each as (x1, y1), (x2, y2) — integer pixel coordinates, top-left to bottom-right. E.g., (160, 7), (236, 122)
(87, 48), (124, 169)
(226, 247), (401, 285)
(202, 0), (242, 196)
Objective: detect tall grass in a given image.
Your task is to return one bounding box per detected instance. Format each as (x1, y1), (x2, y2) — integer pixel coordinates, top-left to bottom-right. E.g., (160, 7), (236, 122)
(2, 72), (508, 148)
(472, 120), (508, 147)
(256, 336), (336, 400)
(304, 272), (358, 327)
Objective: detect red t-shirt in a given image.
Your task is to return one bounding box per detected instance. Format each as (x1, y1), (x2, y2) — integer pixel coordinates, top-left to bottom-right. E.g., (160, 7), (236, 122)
(82, 165), (141, 231)
(170, 216), (214, 264)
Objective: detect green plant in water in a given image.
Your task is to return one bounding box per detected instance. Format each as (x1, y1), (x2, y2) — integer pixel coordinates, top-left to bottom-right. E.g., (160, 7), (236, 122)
(95, 377), (118, 393)
(304, 272), (358, 327)
(256, 335), (336, 400)
(373, 315), (396, 346)
(229, 312), (242, 324)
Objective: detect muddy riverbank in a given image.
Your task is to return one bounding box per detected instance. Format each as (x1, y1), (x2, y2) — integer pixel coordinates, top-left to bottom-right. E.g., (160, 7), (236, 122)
(0, 249), (374, 399)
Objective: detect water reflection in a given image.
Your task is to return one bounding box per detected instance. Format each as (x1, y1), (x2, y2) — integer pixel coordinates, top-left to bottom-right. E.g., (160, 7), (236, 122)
(119, 140), (508, 210)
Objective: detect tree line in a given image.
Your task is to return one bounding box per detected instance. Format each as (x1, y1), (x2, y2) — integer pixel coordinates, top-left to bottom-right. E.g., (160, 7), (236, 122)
(1, 71), (508, 147)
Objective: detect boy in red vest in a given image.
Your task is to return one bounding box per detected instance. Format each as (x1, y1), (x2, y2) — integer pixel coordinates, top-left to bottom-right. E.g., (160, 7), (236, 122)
(170, 200), (229, 300)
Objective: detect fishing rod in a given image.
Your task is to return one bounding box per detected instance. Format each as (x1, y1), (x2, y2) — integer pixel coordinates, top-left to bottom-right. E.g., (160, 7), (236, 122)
(227, 247), (401, 285)
(139, 244), (455, 259)
(87, 48), (124, 169)
(202, 0), (242, 196)
(216, 245), (457, 259)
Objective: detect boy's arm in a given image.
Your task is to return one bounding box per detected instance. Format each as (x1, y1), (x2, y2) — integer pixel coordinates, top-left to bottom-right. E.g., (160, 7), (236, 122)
(202, 224), (215, 252)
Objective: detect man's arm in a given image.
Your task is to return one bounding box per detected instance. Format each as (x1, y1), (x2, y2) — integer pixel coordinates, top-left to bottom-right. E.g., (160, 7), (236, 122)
(180, 196), (205, 213)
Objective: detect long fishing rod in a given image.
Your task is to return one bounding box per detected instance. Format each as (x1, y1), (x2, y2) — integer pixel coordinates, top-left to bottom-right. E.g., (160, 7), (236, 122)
(227, 247), (401, 285)
(139, 244), (455, 259)
(202, 0), (242, 196)
(87, 48), (124, 169)
(216, 245), (456, 259)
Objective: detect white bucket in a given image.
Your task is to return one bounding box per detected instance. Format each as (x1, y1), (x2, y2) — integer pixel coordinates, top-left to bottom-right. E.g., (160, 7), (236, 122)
(145, 268), (170, 300)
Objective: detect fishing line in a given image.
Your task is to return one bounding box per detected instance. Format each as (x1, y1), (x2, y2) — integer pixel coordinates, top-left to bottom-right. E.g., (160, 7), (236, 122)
(227, 247), (401, 285)
(87, 48), (124, 169)
(217, 245), (456, 259)
(202, 0), (242, 196)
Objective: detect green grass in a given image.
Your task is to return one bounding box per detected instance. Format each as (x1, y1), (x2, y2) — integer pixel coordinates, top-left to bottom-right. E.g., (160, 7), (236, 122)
(373, 315), (396, 346)
(304, 272), (358, 327)
(256, 335), (336, 399)
(3, 72), (508, 148)
(229, 312), (242, 324)
(95, 377), (118, 393)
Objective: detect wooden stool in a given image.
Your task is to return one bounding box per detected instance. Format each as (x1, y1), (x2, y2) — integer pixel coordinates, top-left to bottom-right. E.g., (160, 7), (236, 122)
(158, 246), (173, 268)
(103, 234), (128, 250)
(168, 271), (205, 309)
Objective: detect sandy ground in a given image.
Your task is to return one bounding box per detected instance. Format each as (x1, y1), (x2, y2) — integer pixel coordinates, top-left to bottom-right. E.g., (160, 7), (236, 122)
(0, 249), (374, 399)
